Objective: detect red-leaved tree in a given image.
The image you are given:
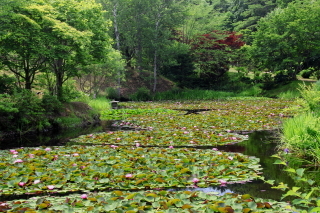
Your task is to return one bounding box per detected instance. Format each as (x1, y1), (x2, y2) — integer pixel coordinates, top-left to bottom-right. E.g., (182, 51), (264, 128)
(189, 31), (245, 81)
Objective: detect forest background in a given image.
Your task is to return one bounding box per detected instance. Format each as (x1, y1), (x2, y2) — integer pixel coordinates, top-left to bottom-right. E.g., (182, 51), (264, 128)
(1, 0), (320, 133)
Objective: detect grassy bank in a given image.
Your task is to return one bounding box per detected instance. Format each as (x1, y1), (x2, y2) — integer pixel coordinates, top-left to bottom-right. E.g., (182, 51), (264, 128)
(279, 81), (320, 165)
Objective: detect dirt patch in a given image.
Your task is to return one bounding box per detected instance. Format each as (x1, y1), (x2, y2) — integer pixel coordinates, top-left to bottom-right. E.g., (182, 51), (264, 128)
(58, 102), (100, 125)
(121, 69), (175, 97)
(76, 68), (176, 99)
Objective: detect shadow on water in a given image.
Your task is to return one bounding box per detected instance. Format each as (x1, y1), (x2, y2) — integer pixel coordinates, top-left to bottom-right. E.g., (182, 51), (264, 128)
(0, 120), (122, 150)
(0, 122), (295, 202)
(171, 130), (296, 201)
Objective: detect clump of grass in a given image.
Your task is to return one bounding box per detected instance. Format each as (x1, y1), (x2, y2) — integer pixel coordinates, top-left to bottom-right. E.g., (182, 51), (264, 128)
(277, 90), (300, 99)
(239, 85), (262, 97)
(281, 112), (320, 164)
(153, 89), (237, 100)
(298, 82), (320, 113)
(129, 87), (152, 101)
(87, 97), (111, 112)
(55, 117), (83, 128)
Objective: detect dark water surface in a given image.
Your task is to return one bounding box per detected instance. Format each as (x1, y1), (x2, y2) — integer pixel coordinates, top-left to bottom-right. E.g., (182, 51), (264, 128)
(0, 121), (295, 202)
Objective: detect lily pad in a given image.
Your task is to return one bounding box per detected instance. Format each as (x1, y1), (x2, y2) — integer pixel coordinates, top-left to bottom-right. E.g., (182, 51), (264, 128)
(71, 130), (248, 146)
(0, 146), (262, 195)
(3, 190), (297, 212)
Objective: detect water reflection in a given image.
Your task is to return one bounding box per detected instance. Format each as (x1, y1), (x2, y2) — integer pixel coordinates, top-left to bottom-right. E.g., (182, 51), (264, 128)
(169, 130), (296, 201)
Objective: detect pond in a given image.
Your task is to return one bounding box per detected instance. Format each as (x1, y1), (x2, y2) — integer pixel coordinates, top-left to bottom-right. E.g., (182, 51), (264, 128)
(0, 99), (308, 212)
(0, 121), (294, 201)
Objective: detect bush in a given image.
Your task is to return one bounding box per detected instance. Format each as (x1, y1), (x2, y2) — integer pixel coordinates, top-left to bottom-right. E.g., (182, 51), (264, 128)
(300, 68), (314, 79)
(274, 71), (290, 84)
(41, 94), (62, 114)
(299, 82), (320, 113)
(61, 80), (82, 102)
(0, 74), (17, 94)
(106, 87), (118, 100)
(130, 87), (152, 101)
(260, 72), (274, 90)
(0, 94), (18, 115)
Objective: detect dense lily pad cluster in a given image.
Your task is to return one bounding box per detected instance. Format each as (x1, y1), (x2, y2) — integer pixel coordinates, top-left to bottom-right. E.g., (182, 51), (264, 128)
(4, 190), (295, 212)
(0, 99), (299, 212)
(71, 130), (249, 146)
(0, 146), (261, 195)
(115, 99), (295, 132)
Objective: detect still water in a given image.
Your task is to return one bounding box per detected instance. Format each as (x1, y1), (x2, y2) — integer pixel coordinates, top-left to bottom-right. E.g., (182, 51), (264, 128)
(0, 121), (295, 202)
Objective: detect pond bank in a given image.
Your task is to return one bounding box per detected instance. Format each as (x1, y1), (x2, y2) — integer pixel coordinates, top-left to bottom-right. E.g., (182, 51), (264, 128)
(0, 102), (100, 140)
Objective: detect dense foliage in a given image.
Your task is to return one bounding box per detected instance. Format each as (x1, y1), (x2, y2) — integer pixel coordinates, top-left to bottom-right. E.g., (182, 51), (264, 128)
(2, 0), (319, 98)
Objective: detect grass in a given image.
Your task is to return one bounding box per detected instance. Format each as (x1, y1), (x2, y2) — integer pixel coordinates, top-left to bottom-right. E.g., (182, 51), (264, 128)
(281, 112), (320, 164)
(153, 89), (238, 100)
(262, 80), (314, 98)
(86, 97), (111, 111)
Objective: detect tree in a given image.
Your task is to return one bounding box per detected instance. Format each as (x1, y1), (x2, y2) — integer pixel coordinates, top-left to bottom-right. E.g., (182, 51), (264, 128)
(101, 0), (187, 92)
(143, 0), (186, 92)
(44, 0), (112, 101)
(248, 0), (320, 80)
(179, 0), (223, 43)
(189, 31), (245, 83)
(0, 0), (51, 89)
(77, 48), (125, 98)
(0, 0), (114, 101)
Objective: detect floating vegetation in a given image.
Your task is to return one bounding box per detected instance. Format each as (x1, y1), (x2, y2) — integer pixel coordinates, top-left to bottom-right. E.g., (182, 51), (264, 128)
(3, 190), (295, 212)
(0, 146), (262, 196)
(0, 98), (301, 212)
(71, 130), (248, 146)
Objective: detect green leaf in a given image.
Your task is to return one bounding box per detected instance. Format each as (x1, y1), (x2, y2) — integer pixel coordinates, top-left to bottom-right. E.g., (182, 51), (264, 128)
(296, 168), (305, 177)
(273, 159), (286, 165)
(284, 168), (295, 173)
(311, 207), (320, 212)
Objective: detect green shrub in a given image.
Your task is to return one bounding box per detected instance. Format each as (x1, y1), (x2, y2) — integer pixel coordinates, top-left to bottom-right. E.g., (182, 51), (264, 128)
(300, 68), (315, 79)
(0, 74), (17, 94)
(106, 87), (118, 100)
(0, 90), (50, 132)
(41, 94), (62, 114)
(0, 94), (18, 115)
(61, 80), (82, 102)
(239, 84), (262, 97)
(130, 87), (152, 101)
(298, 82), (320, 113)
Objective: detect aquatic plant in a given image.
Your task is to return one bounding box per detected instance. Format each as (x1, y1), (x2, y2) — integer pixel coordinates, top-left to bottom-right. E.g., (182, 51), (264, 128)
(3, 190), (295, 212)
(0, 146), (262, 195)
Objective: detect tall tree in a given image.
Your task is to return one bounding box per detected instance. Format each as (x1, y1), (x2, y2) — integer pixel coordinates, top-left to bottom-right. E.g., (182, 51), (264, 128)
(190, 31), (245, 82)
(101, 0), (187, 92)
(44, 0), (112, 101)
(0, 0), (50, 89)
(143, 0), (185, 92)
(249, 0), (320, 79)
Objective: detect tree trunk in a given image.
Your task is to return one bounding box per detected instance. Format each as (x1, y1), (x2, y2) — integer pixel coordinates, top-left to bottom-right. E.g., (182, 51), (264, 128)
(54, 58), (65, 101)
(153, 50), (157, 93)
(152, 14), (161, 93)
(113, 3), (121, 99)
